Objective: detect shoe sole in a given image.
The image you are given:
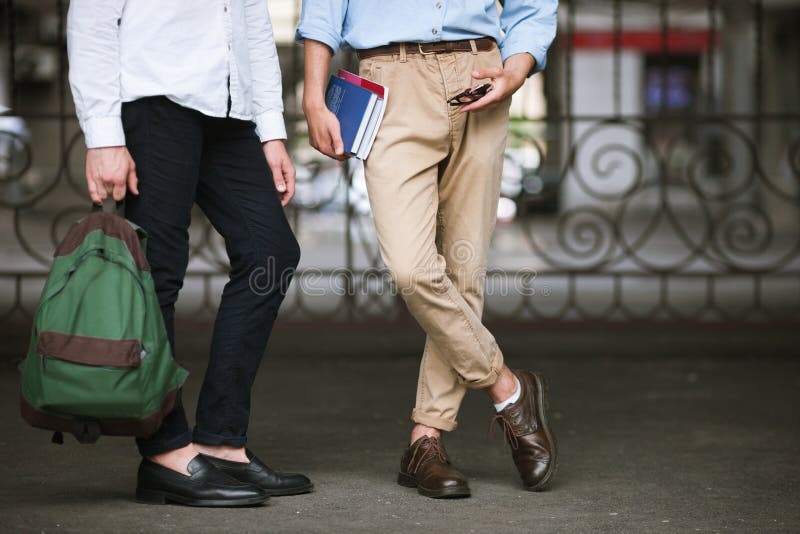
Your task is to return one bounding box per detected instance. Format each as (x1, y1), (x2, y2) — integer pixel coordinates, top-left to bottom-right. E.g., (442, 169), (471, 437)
(397, 472), (471, 499)
(135, 488), (269, 507)
(522, 371), (559, 492)
(263, 483), (315, 497)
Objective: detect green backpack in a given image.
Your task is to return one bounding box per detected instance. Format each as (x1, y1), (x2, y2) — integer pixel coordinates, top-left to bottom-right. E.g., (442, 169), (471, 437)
(20, 210), (188, 444)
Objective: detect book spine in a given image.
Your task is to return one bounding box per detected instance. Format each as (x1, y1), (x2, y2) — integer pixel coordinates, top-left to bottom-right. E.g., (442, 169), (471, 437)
(360, 87), (388, 160)
(351, 94), (377, 156)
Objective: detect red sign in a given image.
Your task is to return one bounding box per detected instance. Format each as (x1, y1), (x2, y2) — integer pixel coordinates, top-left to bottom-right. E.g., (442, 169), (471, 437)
(572, 30), (715, 52)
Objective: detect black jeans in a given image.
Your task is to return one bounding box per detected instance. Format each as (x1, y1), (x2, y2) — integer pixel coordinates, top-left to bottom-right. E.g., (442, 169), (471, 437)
(123, 97), (301, 457)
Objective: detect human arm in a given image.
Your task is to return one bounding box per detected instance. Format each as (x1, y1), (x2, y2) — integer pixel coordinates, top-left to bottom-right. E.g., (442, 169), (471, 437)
(245, 0), (295, 205)
(499, 0), (559, 76)
(301, 40), (348, 161)
(67, 0), (138, 203)
(459, 0), (558, 113)
(296, 0), (349, 160)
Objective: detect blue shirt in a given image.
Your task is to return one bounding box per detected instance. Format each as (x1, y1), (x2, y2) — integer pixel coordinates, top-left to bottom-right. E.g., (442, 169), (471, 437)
(295, 0), (558, 74)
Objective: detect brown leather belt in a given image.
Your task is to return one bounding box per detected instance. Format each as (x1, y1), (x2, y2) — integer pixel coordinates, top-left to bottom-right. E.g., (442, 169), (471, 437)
(357, 37), (495, 60)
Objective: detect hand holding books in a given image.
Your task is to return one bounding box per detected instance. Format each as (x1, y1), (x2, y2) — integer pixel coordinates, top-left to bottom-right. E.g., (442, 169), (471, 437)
(323, 70), (388, 160)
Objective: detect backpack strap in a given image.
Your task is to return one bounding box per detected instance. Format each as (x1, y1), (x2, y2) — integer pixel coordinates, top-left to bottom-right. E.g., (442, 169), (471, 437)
(90, 199), (125, 217)
(73, 421), (102, 444)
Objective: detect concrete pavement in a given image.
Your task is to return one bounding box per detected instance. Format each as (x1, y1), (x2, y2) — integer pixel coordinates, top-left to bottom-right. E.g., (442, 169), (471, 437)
(0, 325), (798, 533)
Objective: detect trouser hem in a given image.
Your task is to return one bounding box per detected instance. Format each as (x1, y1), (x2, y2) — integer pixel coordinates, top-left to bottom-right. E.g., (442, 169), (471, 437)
(136, 430), (192, 458)
(459, 346), (504, 389)
(411, 409), (458, 432)
(192, 428), (248, 447)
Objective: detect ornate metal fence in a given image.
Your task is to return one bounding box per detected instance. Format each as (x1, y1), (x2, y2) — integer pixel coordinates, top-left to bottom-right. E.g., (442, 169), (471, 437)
(1, 0), (798, 324)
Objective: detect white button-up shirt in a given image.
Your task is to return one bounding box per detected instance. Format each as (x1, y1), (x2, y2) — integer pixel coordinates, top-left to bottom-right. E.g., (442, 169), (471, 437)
(67, 0), (286, 149)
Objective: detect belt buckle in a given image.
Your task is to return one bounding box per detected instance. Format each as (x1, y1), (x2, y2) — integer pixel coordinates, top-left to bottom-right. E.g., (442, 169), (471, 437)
(417, 42), (437, 56)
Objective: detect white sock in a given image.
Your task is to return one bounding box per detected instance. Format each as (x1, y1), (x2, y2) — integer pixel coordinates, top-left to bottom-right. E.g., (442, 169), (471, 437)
(494, 376), (521, 412)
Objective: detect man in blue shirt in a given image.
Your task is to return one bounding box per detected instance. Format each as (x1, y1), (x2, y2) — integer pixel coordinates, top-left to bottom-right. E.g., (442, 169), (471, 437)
(297, 1), (558, 498)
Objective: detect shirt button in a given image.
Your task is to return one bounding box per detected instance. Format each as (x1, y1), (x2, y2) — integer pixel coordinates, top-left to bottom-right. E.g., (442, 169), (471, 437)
(432, 28), (438, 35)
(223, 5), (228, 11)
(436, 2), (443, 8)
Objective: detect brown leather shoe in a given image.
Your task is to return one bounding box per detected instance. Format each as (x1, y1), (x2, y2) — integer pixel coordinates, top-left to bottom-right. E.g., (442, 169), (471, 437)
(492, 370), (558, 491)
(397, 436), (471, 499)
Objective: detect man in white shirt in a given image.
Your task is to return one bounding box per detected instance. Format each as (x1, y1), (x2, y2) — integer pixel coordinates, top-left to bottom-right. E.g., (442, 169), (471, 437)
(68, 0), (312, 506)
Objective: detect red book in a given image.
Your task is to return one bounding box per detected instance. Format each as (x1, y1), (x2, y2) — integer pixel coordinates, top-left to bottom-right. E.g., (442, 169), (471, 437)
(337, 69), (385, 99)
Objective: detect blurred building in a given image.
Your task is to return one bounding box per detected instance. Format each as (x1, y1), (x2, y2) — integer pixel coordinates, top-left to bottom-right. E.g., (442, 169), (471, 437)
(0, 0), (798, 324)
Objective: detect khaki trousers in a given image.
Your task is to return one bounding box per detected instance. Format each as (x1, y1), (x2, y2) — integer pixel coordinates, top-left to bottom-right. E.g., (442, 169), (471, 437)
(360, 43), (511, 431)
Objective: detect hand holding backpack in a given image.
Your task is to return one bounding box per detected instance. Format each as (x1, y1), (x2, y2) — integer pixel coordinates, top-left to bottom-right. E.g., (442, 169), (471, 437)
(20, 204), (188, 444)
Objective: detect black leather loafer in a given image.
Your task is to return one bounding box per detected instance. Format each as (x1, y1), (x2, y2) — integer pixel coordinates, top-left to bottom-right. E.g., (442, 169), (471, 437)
(136, 455), (269, 507)
(201, 449), (314, 496)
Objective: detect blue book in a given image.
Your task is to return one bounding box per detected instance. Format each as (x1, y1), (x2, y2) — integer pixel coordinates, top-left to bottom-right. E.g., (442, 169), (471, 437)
(325, 76), (378, 156)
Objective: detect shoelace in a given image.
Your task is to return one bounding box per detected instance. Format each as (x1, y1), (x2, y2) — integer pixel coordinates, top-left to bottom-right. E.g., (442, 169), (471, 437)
(408, 436), (448, 473)
(490, 413), (520, 450)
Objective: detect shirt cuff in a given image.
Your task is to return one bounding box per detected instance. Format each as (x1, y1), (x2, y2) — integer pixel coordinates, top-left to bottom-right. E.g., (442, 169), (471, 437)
(254, 110), (287, 143)
(500, 40), (550, 76)
(295, 28), (342, 55)
(82, 116), (126, 149)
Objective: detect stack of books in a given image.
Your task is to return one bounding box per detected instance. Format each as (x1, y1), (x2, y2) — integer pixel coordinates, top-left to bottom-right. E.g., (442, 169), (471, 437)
(324, 70), (388, 160)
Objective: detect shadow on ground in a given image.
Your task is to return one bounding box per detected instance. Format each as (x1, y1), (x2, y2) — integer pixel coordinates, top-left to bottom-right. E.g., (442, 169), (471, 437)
(0, 323), (798, 533)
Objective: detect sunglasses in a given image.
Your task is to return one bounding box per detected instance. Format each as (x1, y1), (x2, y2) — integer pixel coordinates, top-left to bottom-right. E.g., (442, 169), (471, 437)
(447, 83), (492, 106)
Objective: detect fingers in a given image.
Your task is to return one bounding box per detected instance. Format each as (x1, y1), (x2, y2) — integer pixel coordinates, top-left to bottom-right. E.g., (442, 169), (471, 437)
(310, 131), (333, 159)
(112, 180), (127, 201)
(281, 159), (296, 206)
(263, 142), (295, 206)
(312, 135), (348, 161)
(459, 90), (502, 113)
(113, 151), (139, 200)
(308, 113), (350, 161)
(85, 159), (101, 204)
(331, 145), (346, 159)
(97, 180), (109, 202)
(270, 161), (287, 194)
(86, 146), (137, 205)
(330, 125), (345, 158)
(91, 173), (109, 204)
(108, 166), (127, 201)
(87, 173), (103, 205)
(274, 166), (295, 206)
(127, 158), (139, 196)
(472, 68), (504, 81)
(325, 119), (348, 161)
